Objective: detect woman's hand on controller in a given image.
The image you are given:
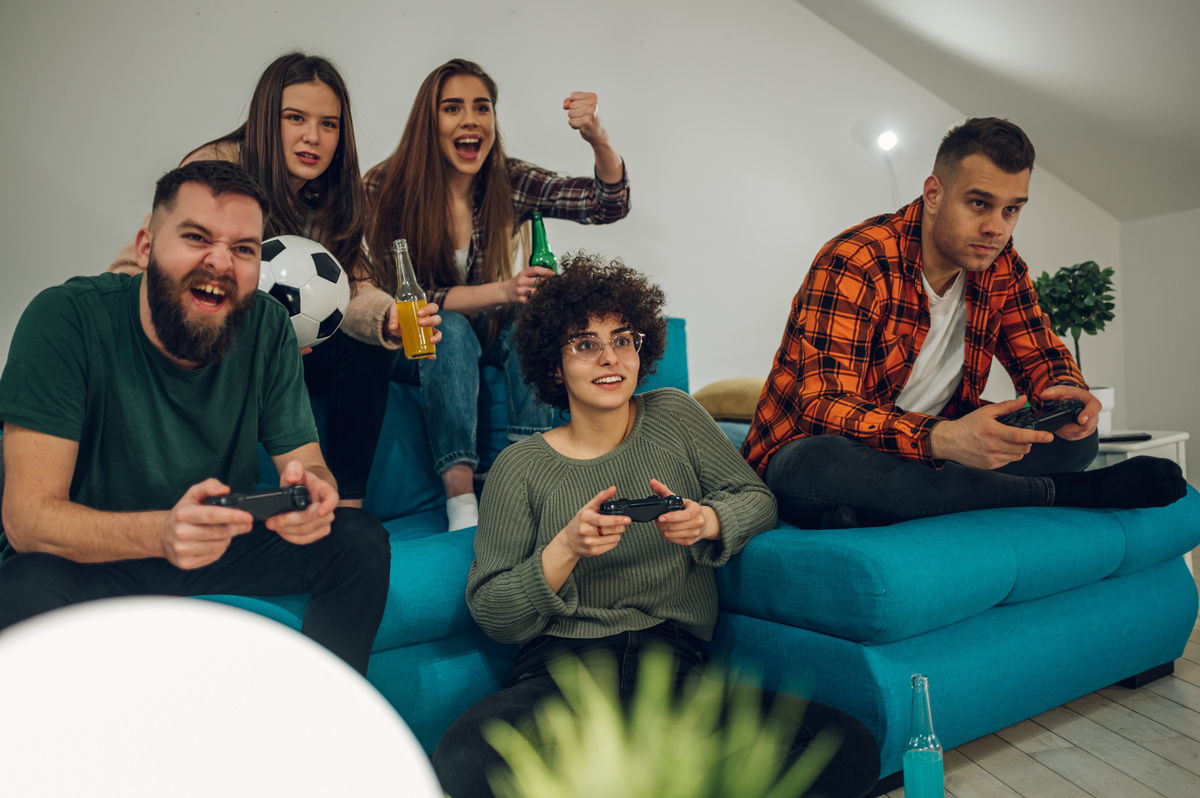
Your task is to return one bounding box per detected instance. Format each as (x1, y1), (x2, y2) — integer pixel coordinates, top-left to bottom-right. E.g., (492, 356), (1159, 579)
(542, 486), (626, 592)
(649, 479), (720, 546)
(557, 486), (628, 558)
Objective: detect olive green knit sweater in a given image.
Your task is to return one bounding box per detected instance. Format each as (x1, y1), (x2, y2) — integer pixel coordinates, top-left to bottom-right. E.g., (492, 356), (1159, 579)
(466, 388), (777, 645)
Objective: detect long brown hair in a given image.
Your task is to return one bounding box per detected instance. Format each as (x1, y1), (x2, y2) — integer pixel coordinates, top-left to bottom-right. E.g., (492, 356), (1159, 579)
(365, 58), (517, 298)
(194, 53), (382, 288)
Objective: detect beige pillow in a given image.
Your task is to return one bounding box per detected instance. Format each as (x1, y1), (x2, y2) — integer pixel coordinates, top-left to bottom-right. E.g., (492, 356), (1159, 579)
(693, 377), (766, 422)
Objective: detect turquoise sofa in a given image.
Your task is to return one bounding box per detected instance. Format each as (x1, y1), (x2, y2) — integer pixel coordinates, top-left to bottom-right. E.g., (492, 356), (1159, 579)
(205, 317), (1200, 787)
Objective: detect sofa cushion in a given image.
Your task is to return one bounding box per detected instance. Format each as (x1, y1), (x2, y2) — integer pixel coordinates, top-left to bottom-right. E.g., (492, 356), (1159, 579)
(716, 487), (1200, 644)
(202, 508), (480, 652)
(693, 377), (765, 422)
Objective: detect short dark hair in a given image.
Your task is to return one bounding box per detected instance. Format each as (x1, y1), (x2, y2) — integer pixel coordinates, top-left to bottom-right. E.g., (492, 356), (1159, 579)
(152, 160), (270, 220)
(515, 253), (669, 411)
(933, 117), (1035, 180)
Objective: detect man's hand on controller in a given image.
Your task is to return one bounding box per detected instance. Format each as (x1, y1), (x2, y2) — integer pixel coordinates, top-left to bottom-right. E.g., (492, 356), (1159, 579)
(266, 460), (338, 545)
(162, 478), (254, 570)
(1037, 384), (1100, 440)
(929, 396), (1052, 470)
(649, 479), (720, 546)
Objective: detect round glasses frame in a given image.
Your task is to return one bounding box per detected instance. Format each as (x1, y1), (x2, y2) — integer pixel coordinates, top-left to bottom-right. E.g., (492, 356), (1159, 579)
(564, 331), (644, 362)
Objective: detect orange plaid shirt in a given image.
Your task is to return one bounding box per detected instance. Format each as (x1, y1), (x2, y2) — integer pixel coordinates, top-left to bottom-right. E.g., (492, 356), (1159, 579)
(743, 197), (1086, 476)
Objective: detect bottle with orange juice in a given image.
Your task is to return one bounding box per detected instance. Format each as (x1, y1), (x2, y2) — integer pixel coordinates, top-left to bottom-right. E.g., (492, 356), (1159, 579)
(392, 239), (436, 360)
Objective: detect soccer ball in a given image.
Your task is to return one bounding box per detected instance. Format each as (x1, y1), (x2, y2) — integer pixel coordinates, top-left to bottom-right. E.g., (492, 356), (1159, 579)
(258, 235), (351, 348)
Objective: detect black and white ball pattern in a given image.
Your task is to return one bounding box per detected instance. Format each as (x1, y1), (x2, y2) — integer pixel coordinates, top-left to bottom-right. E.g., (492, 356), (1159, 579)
(258, 235), (351, 348)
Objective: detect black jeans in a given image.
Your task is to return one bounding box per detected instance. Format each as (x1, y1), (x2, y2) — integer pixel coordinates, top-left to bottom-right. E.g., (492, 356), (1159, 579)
(0, 507), (390, 675)
(302, 330), (397, 500)
(766, 432), (1099, 528)
(431, 622), (880, 798)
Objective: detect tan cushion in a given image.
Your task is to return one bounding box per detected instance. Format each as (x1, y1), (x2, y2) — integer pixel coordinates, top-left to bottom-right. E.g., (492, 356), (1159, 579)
(692, 377), (767, 422)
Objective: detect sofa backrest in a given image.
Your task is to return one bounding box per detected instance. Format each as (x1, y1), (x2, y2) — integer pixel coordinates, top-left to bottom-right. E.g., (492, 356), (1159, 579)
(259, 318), (689, 524)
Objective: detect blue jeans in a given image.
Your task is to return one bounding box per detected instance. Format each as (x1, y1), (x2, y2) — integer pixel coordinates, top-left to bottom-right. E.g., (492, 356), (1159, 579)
(412, 309), (554, 474)
(431, 622), (881, 798)
(765, 432), (1099, 528)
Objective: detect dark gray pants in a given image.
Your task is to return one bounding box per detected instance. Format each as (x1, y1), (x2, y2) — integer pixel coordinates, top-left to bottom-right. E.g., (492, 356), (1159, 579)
(0, 507), (390, 675)
(766, 432), (1098, 528)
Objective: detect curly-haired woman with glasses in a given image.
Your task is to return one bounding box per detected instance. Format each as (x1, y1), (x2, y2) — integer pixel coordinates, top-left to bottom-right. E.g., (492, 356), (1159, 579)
(431, 253), (880, 798)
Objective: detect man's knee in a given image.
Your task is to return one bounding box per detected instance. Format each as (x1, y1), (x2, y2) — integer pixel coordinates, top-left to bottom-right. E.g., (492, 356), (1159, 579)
(0, 553), (96, 630)
(1056, 431), (1099, 472)
(326, 508), (391, 582)
(998, 430), (1098, 476)
(765, 435), (864, 492)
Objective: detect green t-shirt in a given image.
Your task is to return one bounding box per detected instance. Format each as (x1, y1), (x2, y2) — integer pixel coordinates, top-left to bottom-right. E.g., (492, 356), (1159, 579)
(0, 273), (317, 515)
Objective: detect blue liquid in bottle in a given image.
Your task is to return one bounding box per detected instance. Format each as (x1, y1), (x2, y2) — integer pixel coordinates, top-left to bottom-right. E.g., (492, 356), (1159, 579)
(903, 749), (944, 797)
(904, 674), (944, 798)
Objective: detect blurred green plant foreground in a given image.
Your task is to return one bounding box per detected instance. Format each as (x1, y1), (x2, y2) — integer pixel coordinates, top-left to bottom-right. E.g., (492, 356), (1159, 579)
(483, 647), (842, 798)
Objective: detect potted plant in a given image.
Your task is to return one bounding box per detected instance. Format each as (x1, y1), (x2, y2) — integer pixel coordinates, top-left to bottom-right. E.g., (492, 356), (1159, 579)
(482, 648), (840, 798)
(1031, 260), (1115, 371)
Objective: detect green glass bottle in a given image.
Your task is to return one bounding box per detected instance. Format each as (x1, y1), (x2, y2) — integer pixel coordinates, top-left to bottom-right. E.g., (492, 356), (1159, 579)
(529, 211), (558, 274)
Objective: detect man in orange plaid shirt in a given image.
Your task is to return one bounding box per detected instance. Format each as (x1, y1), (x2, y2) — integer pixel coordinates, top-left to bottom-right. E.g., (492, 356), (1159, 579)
(744, 118), (1185, 528)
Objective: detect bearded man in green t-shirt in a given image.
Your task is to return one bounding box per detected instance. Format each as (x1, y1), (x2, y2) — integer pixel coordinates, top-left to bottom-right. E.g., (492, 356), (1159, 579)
(0, 161), (389, 675)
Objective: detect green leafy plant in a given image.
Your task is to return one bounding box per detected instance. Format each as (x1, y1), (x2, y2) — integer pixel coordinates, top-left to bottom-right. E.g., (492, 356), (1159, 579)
(482, 648), (841, 798)
(1031, 260), (1115, 369)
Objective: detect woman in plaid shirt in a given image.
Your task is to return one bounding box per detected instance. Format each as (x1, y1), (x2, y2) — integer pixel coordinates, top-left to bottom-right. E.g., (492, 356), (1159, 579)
(364, 58), (631, 532)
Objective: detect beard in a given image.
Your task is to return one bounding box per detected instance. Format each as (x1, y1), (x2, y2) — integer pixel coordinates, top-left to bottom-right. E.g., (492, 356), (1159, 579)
(145, 252), (256, 366)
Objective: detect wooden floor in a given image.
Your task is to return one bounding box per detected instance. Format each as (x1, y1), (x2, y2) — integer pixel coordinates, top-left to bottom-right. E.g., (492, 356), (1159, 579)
(885, 553), (1200, 798)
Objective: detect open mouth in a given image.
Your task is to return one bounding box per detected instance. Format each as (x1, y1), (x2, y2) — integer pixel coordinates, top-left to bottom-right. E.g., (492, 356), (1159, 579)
(190, 283), (229, 310)
(454, 137), (482, 158)
(593, 375), (624, 385)
(296, 151), (320, 166)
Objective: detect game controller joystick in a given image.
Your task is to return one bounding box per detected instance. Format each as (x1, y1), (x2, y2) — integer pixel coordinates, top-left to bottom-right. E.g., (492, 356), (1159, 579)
(204, 485), (310, 520)
(996, 399), (1085, 433)
(599, 494), (685, 522)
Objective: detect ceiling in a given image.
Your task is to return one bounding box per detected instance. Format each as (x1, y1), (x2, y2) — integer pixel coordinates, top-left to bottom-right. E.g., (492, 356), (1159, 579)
(795, 0), (1200, 222)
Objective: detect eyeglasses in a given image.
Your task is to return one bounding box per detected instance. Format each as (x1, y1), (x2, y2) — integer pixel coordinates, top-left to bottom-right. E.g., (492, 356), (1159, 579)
(565, 331), (644, 362)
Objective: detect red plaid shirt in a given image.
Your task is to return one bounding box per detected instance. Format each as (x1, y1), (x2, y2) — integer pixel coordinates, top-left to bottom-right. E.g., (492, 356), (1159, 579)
(743, 197), (1086, 475)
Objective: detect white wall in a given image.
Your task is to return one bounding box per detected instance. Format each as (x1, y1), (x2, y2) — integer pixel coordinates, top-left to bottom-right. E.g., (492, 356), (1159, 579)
(1, 0), (1125, 401)
(1121, 207), (1200, 484)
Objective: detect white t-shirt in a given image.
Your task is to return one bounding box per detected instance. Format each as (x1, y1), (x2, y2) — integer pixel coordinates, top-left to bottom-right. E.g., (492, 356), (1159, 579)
(894, 271), (967, 416)
(454, 246), (469, 280)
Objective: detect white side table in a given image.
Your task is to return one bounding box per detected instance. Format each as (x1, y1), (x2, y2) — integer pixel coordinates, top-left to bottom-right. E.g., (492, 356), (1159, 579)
(1090, 430), (1190, 572)
(1090, 430), (1188, 477)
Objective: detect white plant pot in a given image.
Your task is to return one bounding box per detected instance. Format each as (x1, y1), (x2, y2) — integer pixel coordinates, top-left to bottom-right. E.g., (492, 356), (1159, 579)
(1092, 386), (1115, 435)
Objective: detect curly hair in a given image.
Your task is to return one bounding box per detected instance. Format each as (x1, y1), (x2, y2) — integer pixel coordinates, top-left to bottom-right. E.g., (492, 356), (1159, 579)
(514, 253), (668, 411)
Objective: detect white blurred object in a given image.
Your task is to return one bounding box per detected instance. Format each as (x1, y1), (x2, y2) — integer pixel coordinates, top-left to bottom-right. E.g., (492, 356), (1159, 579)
(0, 597), (442, 798)
(1092, 386), (1115, 436)
(877, 130), (898, 151)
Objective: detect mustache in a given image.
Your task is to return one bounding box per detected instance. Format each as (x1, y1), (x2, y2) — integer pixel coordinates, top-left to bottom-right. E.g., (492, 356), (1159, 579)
(179, 269), (240, 297)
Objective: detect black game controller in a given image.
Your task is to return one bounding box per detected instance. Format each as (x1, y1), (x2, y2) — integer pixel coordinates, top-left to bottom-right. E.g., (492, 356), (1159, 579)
(599, 494), (685, 522)
(996, 399), (1085, 433)
(204, 485), (310, 520)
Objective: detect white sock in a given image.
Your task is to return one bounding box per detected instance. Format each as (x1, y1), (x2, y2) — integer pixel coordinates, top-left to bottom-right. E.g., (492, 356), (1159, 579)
(446, 493), (479, 531)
